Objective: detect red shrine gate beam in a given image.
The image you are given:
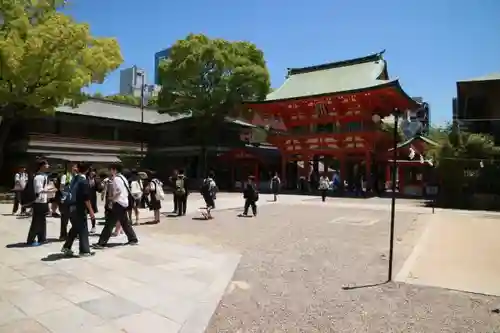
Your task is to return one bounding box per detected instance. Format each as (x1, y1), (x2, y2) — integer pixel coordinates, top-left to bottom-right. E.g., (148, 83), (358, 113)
(245, 50), (422, 190)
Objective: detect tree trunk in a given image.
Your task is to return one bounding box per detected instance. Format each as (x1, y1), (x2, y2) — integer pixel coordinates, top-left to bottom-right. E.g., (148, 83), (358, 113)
(0, 117), (16, 174)
(199, 144), (208, 178)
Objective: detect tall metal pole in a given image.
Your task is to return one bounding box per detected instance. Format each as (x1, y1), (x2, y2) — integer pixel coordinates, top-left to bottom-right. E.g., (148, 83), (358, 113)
(139, 73), (145, 159)
(388, 109), (399, 282)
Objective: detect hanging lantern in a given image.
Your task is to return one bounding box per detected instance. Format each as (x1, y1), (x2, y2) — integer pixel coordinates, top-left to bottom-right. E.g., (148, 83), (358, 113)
(409, 147), (416, 160)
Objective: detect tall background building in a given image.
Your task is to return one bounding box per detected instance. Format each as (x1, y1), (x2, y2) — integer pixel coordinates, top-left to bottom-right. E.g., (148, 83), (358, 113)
(119, 66), (146, 97)
(154, 48), (170, 85)
(118, 66), (160, 101)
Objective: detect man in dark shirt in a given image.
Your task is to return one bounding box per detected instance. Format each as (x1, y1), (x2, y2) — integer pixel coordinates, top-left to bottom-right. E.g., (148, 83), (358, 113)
(169, 169), (179, 213)
(174, 169), (189, 216)
(61, 162), (95, 257)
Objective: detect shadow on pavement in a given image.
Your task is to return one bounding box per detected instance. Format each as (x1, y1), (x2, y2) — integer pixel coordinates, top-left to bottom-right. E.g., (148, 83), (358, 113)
(41, 253), (75, 262)
(5, 238), (61, 248)
(192, 217), (209, 221)
(140, 221), (160, 225)
(341, 281), (389, 290)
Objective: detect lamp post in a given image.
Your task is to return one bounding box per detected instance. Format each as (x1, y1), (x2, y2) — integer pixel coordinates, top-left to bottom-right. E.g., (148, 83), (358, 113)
(135, 68), (145, 159)
(388, 108), (401, 282)
(372, 108), (401, 282)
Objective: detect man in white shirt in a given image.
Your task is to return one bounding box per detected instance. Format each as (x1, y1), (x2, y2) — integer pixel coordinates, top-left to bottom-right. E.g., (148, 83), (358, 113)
(93, 163), (138, 249)
(12, 166), (28, 215)
(26, 160), (51, 246)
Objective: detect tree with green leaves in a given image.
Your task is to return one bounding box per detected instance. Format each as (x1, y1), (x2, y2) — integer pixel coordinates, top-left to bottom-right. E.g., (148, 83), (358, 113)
(104, 94), (140, 106)
(89, 93), (157, 107)
(0, 0), (122, 115)
(157, 33), (271, 174)
(426, 124), (500, 208)
(0, 0), (122, 167)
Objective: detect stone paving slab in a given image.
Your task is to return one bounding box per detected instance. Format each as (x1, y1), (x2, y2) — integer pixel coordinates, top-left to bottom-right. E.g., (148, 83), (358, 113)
(396, 213), (500, 296)
(0, 205), (241, 332)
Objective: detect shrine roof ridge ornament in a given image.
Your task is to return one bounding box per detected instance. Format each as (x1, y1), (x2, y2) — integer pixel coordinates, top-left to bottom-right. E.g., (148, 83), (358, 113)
(287, 50), (386, 76)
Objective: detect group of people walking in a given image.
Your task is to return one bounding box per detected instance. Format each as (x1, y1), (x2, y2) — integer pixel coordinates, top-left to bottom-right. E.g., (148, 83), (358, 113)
(12, 160), (176, 256)
(12, 159), (272, 256)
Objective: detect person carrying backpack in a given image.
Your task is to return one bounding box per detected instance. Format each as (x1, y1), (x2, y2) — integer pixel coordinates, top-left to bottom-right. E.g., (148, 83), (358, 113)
(59, 164), (76, 240)
(148, 176), (164, 223)
(174, 169), (188, 216)
(242, 175), (258, 217)
(270, 172), (281, 202)
(201, 172), (217, 219)
(129, 171), (143, 225)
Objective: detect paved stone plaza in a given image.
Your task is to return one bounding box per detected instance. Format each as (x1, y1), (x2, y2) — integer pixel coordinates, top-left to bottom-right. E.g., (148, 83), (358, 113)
(0, 193), (244, 333)
(0, 193), (499, 332)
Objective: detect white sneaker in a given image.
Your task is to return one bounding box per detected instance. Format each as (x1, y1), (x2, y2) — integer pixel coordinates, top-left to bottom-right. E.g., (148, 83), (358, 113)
(90, 227), (96, 234)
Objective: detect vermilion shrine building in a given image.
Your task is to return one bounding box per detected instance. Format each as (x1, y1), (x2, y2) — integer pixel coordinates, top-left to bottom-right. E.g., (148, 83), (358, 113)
(245, 50), (428, 193)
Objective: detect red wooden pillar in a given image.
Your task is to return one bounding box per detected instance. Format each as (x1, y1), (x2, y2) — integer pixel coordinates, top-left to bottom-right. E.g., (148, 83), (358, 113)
(281, 155), (287, 186)
(385, 163), (391, 188)
(254, 161), (259, 183)
(339, 155), (346, 184)
(305, 154), (313, 179)
(398, 164), (404, 194)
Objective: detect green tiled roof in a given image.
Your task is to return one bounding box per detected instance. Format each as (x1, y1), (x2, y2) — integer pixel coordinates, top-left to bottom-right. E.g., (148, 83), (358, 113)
(265, 51), (392, 101)
(56, 100), (187, 124)
(56, 99), (255, 127)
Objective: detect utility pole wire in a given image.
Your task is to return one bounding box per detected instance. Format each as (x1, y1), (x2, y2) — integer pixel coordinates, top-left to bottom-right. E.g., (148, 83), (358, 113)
(454, 118), (500, 122)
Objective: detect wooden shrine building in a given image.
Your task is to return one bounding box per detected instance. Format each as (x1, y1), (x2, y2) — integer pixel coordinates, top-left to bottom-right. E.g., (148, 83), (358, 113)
(245, 51), (422, 191)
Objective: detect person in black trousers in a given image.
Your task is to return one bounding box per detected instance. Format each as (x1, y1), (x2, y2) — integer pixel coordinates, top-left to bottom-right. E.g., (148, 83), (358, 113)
(59, 164), (77, 240)
(86, 168), (99, 234)
(169, 169), (179, 213)
(242, 175), (258, 217)
(93, 163), (138, 249)
(27, 160), (51, 246)
(318, 173), (330, 202)
(12, 166), (28, 215)
(174, 169), (188, 216)
(61, 162), (95, 257)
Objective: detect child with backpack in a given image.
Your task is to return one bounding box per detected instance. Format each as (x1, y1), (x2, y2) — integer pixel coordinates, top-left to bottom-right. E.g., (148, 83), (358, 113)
(148, 175), (164, 223)
(174, 170), (188, 216)
(270, 172), (281, 202)
(200, 172), (217, 219)
(129, 171), (143, 225)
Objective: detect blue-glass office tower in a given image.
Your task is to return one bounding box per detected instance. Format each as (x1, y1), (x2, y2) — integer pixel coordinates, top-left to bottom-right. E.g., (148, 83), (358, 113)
(154, 48), (170, 85)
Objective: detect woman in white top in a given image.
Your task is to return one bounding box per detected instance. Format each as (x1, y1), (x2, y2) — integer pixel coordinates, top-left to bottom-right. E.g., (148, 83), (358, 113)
(12, 167), (28, 215)
(129, 171), (143, 225)
(318, 173), (330, 202)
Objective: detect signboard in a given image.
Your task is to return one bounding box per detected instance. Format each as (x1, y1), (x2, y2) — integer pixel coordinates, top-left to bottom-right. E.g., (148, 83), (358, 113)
(426, 185), (439, 196)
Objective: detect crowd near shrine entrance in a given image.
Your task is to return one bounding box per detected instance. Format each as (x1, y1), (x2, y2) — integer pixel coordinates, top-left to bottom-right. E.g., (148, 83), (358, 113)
(245, 50), (433, 196)
(215, 148), (280, 191)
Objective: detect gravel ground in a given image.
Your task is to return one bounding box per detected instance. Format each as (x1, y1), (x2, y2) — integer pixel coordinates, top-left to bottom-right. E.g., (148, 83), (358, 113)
(149, 203), (500, 333)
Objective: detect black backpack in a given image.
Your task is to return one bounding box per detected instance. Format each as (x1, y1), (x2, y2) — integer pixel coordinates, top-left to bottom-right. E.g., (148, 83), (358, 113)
(21, 173), (46, 205)
(200, 179), (211, 196)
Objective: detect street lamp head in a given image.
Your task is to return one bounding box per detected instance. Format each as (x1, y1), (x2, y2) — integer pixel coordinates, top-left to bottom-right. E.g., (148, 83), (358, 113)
(392, 108), (402, 118)
(371, 114), (381, 123)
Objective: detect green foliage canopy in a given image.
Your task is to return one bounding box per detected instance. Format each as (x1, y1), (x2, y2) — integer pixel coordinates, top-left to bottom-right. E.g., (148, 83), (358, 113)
(157, 33), (271, 122)
(426, 124), (500, 207)
(0, 0), (123, 115)
(90, 93), (157, 107)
